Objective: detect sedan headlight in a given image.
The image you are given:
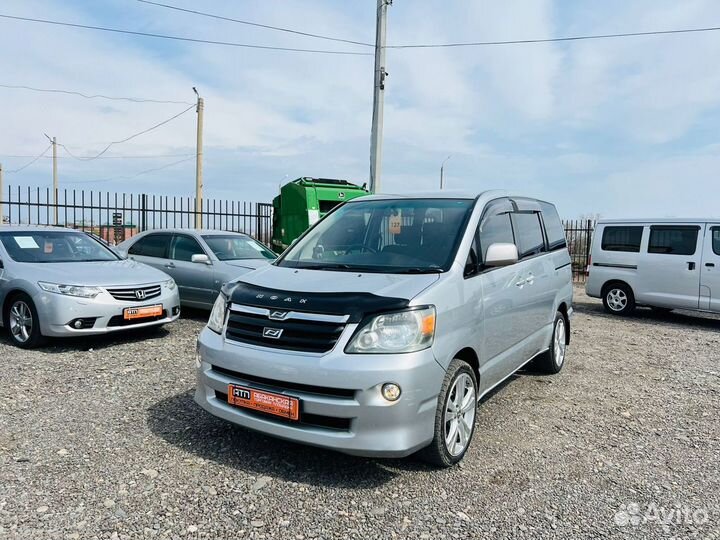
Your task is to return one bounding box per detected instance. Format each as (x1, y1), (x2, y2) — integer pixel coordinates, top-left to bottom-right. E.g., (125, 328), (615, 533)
(163, 279), (176, 290)
(207, 293), (227, 334)
(38, 281), (101, 299)
(346, 306), (436, 354)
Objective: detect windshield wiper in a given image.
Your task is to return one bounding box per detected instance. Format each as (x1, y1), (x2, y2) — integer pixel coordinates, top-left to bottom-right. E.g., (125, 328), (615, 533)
(395, 267), (443, 274)
(300, 263), (354, 271)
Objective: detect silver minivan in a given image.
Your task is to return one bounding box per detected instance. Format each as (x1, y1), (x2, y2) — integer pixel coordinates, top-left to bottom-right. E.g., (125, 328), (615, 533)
(194, 191), (573, 466)
(586, 219), (720, 315)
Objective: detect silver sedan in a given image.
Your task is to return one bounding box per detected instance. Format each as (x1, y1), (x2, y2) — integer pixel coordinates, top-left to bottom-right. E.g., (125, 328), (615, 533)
(0, 226), (180, 348)
(117, 229), (275, 309)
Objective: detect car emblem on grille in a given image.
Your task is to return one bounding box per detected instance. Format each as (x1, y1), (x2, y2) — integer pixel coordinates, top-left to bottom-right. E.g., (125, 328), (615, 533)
(262, 327), (283, 339)
(135, 289), (147, 300)
(269, 310), (289, 320)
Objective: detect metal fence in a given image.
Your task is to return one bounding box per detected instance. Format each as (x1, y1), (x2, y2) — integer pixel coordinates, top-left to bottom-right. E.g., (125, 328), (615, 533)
(562, 219), (595, 283)
(0, 186), (274, 246)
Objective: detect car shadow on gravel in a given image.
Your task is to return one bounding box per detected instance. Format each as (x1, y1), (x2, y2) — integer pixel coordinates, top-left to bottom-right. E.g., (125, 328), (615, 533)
(147, 390), (440, 489)
(572, 297), (720, 331)
(0, 325), (172, 353)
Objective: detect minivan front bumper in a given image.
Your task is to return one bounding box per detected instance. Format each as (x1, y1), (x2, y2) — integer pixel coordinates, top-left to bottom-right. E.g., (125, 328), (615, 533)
(194, 327), (446, 457)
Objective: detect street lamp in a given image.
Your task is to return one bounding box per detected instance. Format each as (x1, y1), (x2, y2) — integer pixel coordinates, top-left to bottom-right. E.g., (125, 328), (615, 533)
(440, 155), (452, 190)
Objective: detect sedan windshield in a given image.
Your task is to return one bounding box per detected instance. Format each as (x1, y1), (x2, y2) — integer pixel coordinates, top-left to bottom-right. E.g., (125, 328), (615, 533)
(277, 198), (474, 273)
(0, 230), (119, 263)
(202, 235), (276, 261)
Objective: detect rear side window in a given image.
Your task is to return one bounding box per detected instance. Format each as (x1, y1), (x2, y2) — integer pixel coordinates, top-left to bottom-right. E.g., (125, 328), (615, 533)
(648, 226), (699, 255)
(713, 227), (720, 256)
(601, 226), (643, 253)
(512, 212), (546, 258)
(479, 212), (514, 260)
(539, 202), (566, 250)
(128, 234), (170, 258)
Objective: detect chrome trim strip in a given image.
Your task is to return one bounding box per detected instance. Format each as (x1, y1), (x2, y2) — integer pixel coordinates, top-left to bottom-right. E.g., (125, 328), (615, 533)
(230, 303), (349, 324)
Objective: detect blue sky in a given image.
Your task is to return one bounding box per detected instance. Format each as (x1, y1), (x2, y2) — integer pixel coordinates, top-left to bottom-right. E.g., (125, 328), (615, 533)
(1, 0), (720, 218)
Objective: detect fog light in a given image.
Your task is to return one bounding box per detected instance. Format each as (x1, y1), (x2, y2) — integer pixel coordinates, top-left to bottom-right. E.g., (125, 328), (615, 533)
(381, 383), (401, 402)
(74, 320), (83, 329)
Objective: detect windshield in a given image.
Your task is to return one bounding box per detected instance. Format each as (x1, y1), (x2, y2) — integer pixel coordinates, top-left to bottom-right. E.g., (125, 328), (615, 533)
(0, 230), (120, 263)
(277, 198), (474, 273)
(202, 235), (276, 261)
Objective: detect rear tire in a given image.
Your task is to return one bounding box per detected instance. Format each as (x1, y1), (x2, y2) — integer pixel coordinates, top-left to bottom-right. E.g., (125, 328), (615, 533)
(4, 293), (46, 349)
(418, 359), (478, 468)
(602, 283), (635, 316)
(533, 311), (568, 374)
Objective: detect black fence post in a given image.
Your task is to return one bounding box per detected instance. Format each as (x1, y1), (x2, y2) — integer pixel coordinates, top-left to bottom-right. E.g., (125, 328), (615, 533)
(140, 194), (147, 232)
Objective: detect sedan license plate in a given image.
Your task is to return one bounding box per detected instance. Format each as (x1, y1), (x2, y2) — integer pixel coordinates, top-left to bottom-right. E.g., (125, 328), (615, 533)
(123, 304), (163, 320)
(228, 384), (299, 421)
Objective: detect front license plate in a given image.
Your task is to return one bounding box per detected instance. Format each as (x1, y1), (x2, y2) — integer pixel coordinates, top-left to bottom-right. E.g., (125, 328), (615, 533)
(228, 384), (299, 421)
(123, 304), (163, 320)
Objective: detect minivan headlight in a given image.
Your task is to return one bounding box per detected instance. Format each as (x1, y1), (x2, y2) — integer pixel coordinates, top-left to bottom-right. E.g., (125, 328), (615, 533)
(207, 293), (227, 334)
(163, 279), (176, 290)
(38, 281), (101, 299)
(346, 306), (436, 354)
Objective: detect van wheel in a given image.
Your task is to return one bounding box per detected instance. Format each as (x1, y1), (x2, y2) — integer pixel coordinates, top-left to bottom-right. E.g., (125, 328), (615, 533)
(418, 359), (478, 468)
(4, 293), (46, 349)
(602, 283), (635, 316)
(534, 311), (568, 374)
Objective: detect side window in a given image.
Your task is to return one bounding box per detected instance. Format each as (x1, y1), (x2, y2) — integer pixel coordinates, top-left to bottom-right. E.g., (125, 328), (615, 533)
(128, 234), (170, 258)
(464, 234), (480, 277)
(601, 226), (643, 253)
(479, 212), (514, 261)
(512, 212), (546, 259)
(648, 226), (699, 255)
(539, 202), (566, 250)
(713, 227), (720, 256)
(170, 235), (205, 262)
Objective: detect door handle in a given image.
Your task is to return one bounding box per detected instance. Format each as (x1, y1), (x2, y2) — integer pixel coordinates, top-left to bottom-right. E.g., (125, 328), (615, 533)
(525, 273), (534, 285)
(165, 262), (176, 269)
(515, 279), (525, 287)
(706, 262), (716, 268)
(687, 262), (696, 270)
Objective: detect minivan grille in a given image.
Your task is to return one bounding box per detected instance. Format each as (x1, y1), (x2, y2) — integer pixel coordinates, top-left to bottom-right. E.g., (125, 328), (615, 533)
(225, 304), (347, 353)
(106, 285), (162, 302)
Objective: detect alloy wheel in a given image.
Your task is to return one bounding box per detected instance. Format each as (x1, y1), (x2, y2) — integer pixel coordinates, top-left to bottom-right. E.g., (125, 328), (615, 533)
(553, 317), (567, 367)
(606, 288), (628, 312)
(9, 300), (33, 343)
(443, 373), (476, 457)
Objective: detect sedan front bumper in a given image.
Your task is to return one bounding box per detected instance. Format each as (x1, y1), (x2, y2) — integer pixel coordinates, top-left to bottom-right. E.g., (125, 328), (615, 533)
(34, 287), (181, 337)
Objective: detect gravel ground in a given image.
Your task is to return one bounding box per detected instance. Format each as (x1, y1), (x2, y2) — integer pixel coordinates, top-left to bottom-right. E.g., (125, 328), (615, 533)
(1, 288), (719, 540)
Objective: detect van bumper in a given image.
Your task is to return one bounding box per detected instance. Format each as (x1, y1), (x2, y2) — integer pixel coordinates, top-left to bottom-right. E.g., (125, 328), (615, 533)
(194, 327), (445, 458)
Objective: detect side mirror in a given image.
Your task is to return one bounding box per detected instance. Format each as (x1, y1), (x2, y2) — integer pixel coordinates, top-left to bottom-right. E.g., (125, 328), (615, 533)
(485, 243), (519, 267)
(191, 253), (211, 265)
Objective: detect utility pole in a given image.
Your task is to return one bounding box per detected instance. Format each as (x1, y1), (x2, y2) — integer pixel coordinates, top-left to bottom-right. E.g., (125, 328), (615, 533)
(193, 87), (204, 229)
(45, 134), (58, 224)
(440, 155), (452, 190)
(369, 0), (390, 194)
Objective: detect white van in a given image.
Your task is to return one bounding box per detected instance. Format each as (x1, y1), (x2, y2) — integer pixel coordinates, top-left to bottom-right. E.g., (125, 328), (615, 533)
(586, 219), (720, 315)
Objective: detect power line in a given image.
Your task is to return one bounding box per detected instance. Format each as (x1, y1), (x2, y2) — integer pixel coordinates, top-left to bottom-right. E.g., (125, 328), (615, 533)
(0, 153), (194, 159)
(59, 104), (195, 161)
(0, 83), (193, 105)
(6, 144), (52, 173)
(0, 14), (373, 56)
(69, 156), (195, 184)
(136, 0), (373, 48)
(386, 25), (720, 49)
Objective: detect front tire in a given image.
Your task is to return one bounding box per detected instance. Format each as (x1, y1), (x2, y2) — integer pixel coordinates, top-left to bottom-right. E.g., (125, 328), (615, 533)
(419, 359), (478, 468)
(602, 283), (635, 316)
(4, 293), (45, 349)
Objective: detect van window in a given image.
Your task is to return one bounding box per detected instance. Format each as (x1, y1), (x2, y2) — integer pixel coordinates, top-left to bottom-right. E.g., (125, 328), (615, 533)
(539, 202), (566, 250)
(479, 212), (514, 260)
(648, 226), (699, 255)
(601, 226), (643, 252)
(713, 228), (720, 256)
(512, 212), (546, 258)
(128, 234), (170, 258)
